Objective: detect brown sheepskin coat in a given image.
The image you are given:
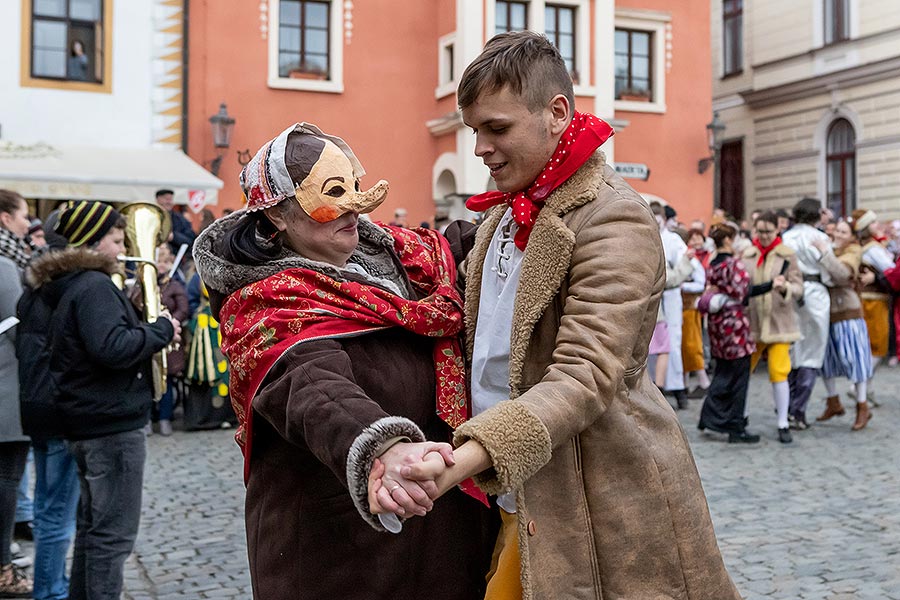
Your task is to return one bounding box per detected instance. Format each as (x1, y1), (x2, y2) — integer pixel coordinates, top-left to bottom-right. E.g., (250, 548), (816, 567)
(741, 243), (804, 344)
(453, 152), (741, 600)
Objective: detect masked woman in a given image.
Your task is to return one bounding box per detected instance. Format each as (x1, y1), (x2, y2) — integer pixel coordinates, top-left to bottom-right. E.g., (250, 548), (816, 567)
(192, 123), (494, 600)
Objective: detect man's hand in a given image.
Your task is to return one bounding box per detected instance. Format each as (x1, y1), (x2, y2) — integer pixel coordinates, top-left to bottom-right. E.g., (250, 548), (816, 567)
(159, 310), (182, 345)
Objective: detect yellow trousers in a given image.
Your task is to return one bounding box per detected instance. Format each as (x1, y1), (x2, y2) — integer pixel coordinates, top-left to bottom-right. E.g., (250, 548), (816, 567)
(484, 510), (523, 600)
(681, 308), (705, 373)
(750, 342), (791, 383)
(863, 298), (890, 358)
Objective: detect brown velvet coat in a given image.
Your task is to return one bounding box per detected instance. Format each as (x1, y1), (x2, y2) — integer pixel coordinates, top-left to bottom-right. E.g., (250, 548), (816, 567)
(453, 153), (740, 600)
(822, 244), (864, 322)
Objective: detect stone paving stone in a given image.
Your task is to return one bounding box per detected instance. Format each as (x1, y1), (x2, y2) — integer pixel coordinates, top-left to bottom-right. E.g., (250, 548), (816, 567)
(10, 364), (887, 599)
(678, 366), (900, 600)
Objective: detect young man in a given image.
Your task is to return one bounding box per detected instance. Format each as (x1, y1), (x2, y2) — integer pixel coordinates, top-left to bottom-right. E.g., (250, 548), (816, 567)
(371, 32), (739, 599)
(21, 201), (179, 600)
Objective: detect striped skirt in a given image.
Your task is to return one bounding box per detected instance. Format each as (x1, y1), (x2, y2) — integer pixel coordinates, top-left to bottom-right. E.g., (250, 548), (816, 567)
(823, 318), (873, 383)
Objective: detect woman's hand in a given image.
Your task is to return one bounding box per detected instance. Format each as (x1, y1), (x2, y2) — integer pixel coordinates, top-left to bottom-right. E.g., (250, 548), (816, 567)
(772, 274), (787, 292)
(367, 442), (455, 517)
(860, 270), (876, 286)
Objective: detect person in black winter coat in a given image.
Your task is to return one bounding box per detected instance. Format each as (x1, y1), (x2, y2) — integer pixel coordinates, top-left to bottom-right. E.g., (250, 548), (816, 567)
(21, 201), (179, 600)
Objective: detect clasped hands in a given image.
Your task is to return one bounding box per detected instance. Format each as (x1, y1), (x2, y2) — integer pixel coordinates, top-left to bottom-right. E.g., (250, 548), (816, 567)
(367, 442), (457, 518)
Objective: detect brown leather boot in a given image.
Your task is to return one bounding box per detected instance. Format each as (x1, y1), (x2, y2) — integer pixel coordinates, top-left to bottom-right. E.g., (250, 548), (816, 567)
(816, 395), (845, 421)
(852, 402), (871, 431)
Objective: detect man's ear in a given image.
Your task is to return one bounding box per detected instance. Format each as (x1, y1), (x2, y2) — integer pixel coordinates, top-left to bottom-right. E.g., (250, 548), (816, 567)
(547, 94), (571, 136)
(263, 204), (288, 232)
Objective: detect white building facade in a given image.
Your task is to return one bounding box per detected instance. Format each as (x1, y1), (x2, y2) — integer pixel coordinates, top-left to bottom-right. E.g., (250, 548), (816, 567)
(0, 0), (219, 213)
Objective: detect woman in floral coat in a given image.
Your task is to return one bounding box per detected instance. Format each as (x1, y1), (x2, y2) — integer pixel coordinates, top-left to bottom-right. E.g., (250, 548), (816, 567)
(698, 223), (759, 443)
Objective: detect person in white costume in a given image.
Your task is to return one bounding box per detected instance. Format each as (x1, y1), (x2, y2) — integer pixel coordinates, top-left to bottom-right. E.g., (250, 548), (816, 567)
(781, 198), (845, 429)
(649, 203), (692, 408)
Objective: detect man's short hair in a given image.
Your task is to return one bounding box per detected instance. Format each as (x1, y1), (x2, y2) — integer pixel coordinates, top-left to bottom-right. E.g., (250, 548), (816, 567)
(457, 31), (575, 113)
(756, 211), (779, 228)
(792, 197), (821, 225)
(155, 189), (174, 198)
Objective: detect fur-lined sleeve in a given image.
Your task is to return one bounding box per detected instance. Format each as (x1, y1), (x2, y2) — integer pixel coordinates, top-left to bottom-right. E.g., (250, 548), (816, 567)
(252, 340), (425, 531)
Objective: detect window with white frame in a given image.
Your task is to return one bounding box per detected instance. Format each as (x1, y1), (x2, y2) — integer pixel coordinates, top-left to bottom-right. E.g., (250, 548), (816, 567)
(495, 0), (529, 34)
(269, 0), (343, 92)
(545, 4), (578, 83)
(614, 29), (651, 100)
(722, 0), (742, 76)
(614, 10), (668, 112)
(486, 0), (590, 93)
(824, 0), (850, 45)
(436, 33), (456, 98)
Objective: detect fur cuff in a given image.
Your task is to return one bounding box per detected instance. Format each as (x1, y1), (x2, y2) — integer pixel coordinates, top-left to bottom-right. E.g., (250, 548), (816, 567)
(453, 401), (552, 496)
(346, 416), (425, 531)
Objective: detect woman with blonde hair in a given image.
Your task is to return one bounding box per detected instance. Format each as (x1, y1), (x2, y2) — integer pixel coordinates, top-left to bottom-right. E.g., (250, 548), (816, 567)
(813, 220), (873, 430)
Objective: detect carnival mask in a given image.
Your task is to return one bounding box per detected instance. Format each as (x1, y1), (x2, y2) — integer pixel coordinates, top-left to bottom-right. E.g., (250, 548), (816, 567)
(241, 122), (388, 222)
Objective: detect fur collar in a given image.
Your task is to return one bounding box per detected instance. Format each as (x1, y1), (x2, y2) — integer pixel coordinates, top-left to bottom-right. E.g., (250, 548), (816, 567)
(25, 247), (119, 289)
(193, 209), (401, 298)
(464, 150), (609, 372)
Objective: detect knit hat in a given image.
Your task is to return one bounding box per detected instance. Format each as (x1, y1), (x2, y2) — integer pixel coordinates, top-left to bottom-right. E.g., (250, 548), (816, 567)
(55, 201), (121, 247)
(27, 218), (43, 236)
(850, 209), (876, 234)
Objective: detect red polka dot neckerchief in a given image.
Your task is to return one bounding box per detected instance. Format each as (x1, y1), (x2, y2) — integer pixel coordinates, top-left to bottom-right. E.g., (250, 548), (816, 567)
(466, 111), (614, 251)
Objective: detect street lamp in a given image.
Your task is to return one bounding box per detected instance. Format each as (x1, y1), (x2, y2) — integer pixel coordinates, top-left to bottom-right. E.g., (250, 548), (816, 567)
(208, 103), (235, 177)
(697, 111), (726, 175)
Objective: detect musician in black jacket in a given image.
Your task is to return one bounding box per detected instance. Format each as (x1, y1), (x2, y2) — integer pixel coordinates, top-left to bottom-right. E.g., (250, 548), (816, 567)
(19, 201), (179, 600)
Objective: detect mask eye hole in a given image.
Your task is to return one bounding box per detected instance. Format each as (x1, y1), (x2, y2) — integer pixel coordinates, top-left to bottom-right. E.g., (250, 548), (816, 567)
(354, 180), (360, 192)
(326, 185), (346, 198)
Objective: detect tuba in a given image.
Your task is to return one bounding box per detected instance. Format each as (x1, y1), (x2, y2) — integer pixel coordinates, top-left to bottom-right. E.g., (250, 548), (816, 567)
(116, 202), (172, 401)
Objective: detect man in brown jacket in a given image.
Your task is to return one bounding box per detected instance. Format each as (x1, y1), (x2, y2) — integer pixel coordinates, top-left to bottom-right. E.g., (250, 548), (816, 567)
(371, 32), (740, 600)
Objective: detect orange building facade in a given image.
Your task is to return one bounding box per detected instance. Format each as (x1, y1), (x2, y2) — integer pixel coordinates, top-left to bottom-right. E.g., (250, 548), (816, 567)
(186, 0), (713, 226)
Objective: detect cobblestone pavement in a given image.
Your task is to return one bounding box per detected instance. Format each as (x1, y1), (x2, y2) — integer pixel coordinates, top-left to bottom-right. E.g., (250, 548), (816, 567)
(677, 365), (900, 600)
(15, 366), (898, 599)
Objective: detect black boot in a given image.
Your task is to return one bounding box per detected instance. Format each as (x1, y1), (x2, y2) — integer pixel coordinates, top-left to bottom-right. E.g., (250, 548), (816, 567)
(778, 427), (793, 444)
(673, 389), (688, 410)
(728, 430), (761, 444)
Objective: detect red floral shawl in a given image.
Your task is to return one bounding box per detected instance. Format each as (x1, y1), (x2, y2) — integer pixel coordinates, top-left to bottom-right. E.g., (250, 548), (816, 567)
(220, 225), (468, 482)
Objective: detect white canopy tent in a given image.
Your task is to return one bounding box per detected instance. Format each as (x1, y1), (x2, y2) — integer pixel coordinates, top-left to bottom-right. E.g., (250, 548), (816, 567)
(0, 142), (222, 208)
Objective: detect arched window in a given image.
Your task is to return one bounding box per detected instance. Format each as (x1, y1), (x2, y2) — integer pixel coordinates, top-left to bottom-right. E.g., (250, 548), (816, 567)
(825, 119), (856, 218)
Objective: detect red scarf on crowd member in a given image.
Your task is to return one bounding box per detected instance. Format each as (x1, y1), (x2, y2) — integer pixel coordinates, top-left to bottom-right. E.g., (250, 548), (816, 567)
(466, 111), (614, 251)
(220, 225), (477, 495)
(753, 235), (783, 267)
